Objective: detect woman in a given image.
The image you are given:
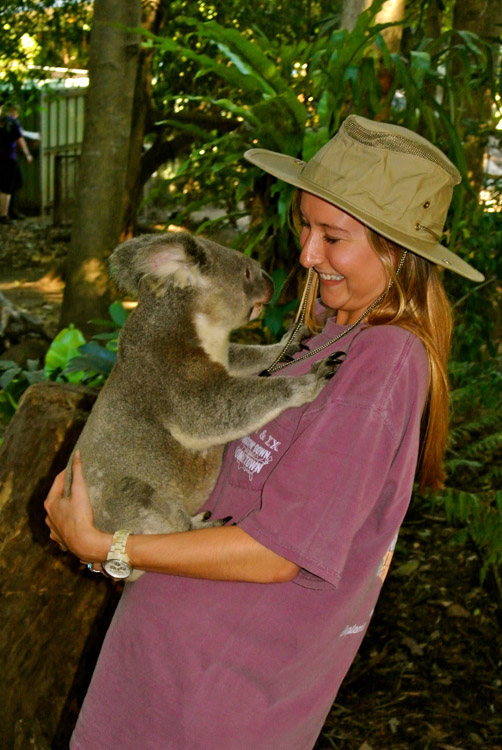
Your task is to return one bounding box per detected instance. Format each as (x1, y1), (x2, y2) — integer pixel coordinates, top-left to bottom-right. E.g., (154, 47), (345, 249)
(0, 101), (33, 225)
(45, 115), (483, 750)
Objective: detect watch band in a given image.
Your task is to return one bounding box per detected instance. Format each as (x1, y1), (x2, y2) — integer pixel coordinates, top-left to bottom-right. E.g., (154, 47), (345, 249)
(107, 529), (131, 562)
(102, 529), (132, 579)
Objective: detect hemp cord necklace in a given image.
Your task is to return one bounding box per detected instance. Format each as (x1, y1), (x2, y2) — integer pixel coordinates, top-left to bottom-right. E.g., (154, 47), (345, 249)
(259, 250), (408, 377)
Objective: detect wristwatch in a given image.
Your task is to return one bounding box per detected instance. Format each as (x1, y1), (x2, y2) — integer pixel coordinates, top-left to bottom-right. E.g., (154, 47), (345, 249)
(102, 529), (133, 580)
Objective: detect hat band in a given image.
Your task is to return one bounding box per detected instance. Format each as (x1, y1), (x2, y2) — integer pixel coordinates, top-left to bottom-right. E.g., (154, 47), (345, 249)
(415, 223), (441, 241)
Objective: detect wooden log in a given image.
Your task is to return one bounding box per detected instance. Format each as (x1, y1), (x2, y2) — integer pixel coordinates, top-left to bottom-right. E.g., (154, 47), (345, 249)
(0, 382), (122, 749)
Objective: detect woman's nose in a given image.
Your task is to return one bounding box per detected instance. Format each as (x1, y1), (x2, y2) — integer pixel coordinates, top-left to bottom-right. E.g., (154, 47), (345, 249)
(299, 233), (325, 268)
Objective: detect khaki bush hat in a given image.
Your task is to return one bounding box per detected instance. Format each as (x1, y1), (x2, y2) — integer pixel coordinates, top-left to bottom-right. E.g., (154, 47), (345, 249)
(245, 115), (484, 282)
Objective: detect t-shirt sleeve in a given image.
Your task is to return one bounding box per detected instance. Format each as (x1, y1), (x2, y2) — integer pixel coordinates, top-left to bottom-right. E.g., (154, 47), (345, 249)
(238, 328), (428, 587)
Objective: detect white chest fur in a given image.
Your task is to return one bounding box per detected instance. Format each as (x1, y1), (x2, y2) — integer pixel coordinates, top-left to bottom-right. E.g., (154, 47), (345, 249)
(193, 312), (229, 369)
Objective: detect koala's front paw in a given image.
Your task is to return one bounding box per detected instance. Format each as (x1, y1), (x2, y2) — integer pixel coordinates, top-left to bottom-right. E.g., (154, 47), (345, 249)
(281, 324), (311, 354)
(311, 351), (346, 381)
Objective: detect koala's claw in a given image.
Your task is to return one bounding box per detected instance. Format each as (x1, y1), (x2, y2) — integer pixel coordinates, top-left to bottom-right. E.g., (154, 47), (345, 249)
(326, 351), (346, 366)
(281, 324), (311, 355)
(312, 359), (335, 381)
(190, 511), (233, 529)
(190, 510), (218, 529)
(311, 351), (346, 381)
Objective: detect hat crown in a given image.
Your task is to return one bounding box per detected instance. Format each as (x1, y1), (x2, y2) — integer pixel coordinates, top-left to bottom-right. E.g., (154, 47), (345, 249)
(335, 116), (461, 185)
(298, 115), (461, 250)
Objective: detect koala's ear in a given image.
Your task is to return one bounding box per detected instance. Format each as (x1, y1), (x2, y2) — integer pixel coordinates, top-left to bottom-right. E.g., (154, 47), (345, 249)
(109, 233), (208, 295)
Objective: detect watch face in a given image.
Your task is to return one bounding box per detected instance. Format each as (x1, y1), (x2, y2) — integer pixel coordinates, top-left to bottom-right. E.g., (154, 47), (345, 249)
(103, 558), (132, 579)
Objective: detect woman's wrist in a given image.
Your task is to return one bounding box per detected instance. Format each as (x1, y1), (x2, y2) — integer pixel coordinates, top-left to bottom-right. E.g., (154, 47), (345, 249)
(77, 529), (113, 564)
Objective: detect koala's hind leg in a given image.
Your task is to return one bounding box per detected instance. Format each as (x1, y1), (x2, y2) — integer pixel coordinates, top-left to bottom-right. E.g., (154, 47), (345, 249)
(98, 475), (193, 535)
(190, 510), (228, 530)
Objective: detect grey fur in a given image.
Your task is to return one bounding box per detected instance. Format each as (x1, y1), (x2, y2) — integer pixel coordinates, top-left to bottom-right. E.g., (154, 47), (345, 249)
(65, 232), (333, 567)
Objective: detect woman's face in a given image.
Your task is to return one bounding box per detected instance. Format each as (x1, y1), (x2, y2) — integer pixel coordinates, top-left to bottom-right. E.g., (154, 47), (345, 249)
(299, 192), (389, 325)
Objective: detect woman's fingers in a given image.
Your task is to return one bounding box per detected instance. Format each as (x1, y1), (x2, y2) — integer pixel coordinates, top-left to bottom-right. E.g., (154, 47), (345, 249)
(44, 470), (66, 546)
(44, 469), (66, 512)
(72, 448), (83, 474)
(43, 449), (107, 562)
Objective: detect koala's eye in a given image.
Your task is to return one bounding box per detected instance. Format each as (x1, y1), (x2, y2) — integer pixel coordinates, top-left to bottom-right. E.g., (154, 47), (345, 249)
(245, 268), (251, 280)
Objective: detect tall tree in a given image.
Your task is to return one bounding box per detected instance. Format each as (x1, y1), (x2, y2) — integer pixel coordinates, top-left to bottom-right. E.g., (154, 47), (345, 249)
(59, 0), (141, 334)
(122, 0), (165, 239)
(340, 0), (406, 52)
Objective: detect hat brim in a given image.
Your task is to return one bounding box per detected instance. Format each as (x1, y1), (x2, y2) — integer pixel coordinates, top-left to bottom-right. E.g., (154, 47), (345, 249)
(245, 149), (485, 283)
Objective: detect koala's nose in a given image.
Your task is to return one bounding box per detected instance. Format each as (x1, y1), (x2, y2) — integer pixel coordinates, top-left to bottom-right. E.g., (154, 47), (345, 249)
(261, 270), (274, 302)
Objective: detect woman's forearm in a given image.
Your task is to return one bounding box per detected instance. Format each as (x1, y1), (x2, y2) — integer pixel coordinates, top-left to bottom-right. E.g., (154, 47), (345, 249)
(125, 525), (300, 584)
(44, 455), (299, 584)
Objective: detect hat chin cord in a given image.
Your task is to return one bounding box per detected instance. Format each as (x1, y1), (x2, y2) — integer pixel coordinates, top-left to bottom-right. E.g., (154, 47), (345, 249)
(259, 250), (408, 377)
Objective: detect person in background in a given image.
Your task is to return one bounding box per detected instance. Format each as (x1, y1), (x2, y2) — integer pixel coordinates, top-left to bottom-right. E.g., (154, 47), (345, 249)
(0, 101), (33, 225)
(45, 115), (484, 750)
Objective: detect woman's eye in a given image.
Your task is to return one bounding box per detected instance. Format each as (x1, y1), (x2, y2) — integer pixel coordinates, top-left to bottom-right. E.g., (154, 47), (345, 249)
(325, 236), (339, 245)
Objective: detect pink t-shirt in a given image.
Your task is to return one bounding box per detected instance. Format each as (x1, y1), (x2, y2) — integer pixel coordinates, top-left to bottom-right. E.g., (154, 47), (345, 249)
(71, 319), (428, 750)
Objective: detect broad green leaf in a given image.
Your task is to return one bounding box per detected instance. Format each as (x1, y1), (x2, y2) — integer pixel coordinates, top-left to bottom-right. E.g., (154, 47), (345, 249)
(64, 342), (117, 376)
(410, 51), (431, 89)
(108, 301), (128, 327)
(44, 325), (86, 378)
(0, 366), (20, 390)
(0, 360), (19, 371)
(216, 42), (276, 97)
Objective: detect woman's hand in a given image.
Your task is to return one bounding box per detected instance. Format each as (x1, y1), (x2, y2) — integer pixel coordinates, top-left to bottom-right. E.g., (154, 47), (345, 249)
(44, 451), (111, 565)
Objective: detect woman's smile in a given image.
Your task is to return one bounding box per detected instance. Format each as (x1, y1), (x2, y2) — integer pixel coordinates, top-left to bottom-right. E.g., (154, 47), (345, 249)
(316, 271), (345, 282)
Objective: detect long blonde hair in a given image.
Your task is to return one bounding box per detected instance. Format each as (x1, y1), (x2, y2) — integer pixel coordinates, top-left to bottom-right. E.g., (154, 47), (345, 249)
(291, 194), (452, 492)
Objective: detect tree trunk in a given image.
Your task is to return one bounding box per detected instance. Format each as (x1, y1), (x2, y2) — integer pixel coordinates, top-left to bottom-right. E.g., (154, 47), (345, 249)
(121, 0), (165, 239)
(375, 0), (406, 53)
(59, 0), (141, 335)
(452, 0), (502, 192)
(425, 0), (443, 39)
(340, 0), (371, 31)
(0, 382), (121, 749)
(340, 0), (406, 53)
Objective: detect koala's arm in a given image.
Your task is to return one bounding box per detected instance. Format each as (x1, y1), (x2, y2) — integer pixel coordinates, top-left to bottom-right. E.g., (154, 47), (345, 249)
(166, 358), (333, 450)
(227, 325), (311, 376)
(227, 341), (286, 376)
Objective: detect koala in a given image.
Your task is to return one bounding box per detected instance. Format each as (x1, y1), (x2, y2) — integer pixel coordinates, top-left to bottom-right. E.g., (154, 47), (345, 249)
(65, 232), (334, 566)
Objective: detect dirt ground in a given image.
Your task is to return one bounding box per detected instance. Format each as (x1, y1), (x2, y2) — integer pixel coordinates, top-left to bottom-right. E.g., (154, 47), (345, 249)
(1, 218), (501, 750)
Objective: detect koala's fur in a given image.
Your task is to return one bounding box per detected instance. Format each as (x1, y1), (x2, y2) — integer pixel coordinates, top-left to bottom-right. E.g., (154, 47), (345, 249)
(66, 232), (332, 554)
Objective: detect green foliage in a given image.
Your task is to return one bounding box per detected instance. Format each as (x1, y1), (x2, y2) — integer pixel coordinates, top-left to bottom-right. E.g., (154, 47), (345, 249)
(441, 490), (502, 584)
(263, 268), (301, 340)
(53, 301), (127, 384)
(44, 324), (87, 383)
(426, 357), (502, 585)
(145, 3), (391, 262)
(143, 4), (499, 283)
(0, 0), (91, 77)
(0, 358), (46, 423)
(0, 302), (127, 426)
